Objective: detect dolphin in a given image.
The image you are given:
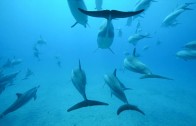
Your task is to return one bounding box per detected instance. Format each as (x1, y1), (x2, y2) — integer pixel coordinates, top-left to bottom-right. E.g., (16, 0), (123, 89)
(67, 60), (108, 112)
(33, 45), (41, 61)
(124, 48), (152, 75)
(78, 8), (144, 53)
(0, 86), (40, 118)
(36, 35), (47, 46)
(162, 7), (192, 27)
(67, 0), (88, 28)
(176, 49), (196, 60)
(55, 56), (62, 68)
(116, 27), (123, 37)
(22, 69), (34, 80)
(127, 0), (156, 26)
(124, 48), (173, 80)
(2, 58), (22, 69)
(95, 0), (103, 10)
(104, 69), (145, 115)
(128, 33), (151, 46)
(0, 71), (20, 94)
(184, 41), (196, 50)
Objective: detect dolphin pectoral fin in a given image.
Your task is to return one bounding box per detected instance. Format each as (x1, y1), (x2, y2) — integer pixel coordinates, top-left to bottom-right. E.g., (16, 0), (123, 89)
(67, 100), (108, 112)
(71, 22), (78, 28)
(117, 104), (145, 115)
(140, 74), (174, 80)
(108, 48), (115, 54)
(78, 8), (144, 19)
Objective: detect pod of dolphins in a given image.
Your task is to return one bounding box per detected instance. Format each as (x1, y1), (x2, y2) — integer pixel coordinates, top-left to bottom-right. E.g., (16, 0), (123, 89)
(0, 0), (195, 121)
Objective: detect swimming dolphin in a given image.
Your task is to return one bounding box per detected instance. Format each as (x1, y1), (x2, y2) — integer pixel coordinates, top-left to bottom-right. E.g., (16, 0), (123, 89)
(176, 49), (196, 60)
(128, 33), (151, 46)
(124, 48), (152, 75)
(116, 27), (123, 37)
(104, 69), (144, 115)
(2, 58), (22, 69)
(67, 0), (88, 28)
(127, 0), (156, 26)
(184, 41), (196, 50)
(95, 0), (103, 10)
(0, 71), (20, 94)
(79, 8), (144, 53)
(124, 48), (173, 80)
(36, 35), (47, 46)
(67, 60), (108, 112)
(54, 56), (62, 68)
(162, 6), (192, 27)
(0, 86), (40, 118)
(22, 69), (34, 80)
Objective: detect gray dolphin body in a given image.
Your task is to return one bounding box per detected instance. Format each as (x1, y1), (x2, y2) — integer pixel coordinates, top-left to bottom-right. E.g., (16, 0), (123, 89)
(0, 71), (20, 94)
(67, 60), (108, 112)
(22, 69), (34, 80)
(2, 58), (22, 69)
(67, 0), (88, 28)
(124, 49), (173, 80)
(128, 33), (151, 46)
(176, 49), (196, 60)
(104, 69), (144, 115)
(124, 49), (152, 75)
(162, 3), (193, 27)
(0, 86), (39, 118)
(79, 8), (144, 53)
(184, 41), (196, 50)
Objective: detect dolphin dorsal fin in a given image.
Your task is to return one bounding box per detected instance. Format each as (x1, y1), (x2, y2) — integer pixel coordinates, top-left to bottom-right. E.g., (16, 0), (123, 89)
(16, 93), (23, 98)
(113, 69), (117, 76)
(79, 60), (81, 70)
(132, 48), (136, 57)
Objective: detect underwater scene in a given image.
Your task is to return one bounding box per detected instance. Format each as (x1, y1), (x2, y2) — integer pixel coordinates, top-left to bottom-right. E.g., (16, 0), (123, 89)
(0, 0), (196, 126)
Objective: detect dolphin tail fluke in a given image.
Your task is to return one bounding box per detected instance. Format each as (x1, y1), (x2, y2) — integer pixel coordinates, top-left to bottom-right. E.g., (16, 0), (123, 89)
(140, 74), (174, 80)
(117, 104), (145, 115)
(78, 8), (144, 20)
(67, 100), (108, 112)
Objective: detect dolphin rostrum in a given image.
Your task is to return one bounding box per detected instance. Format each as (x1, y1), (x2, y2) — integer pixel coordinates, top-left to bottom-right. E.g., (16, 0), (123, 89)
(67, 60), (108, 112)
(0, 85), (40, 118)
(104, 69), (145, 115)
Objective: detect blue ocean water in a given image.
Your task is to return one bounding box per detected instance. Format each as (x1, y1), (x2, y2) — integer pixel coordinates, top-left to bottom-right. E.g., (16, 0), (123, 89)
(0, 0), (196, 126)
